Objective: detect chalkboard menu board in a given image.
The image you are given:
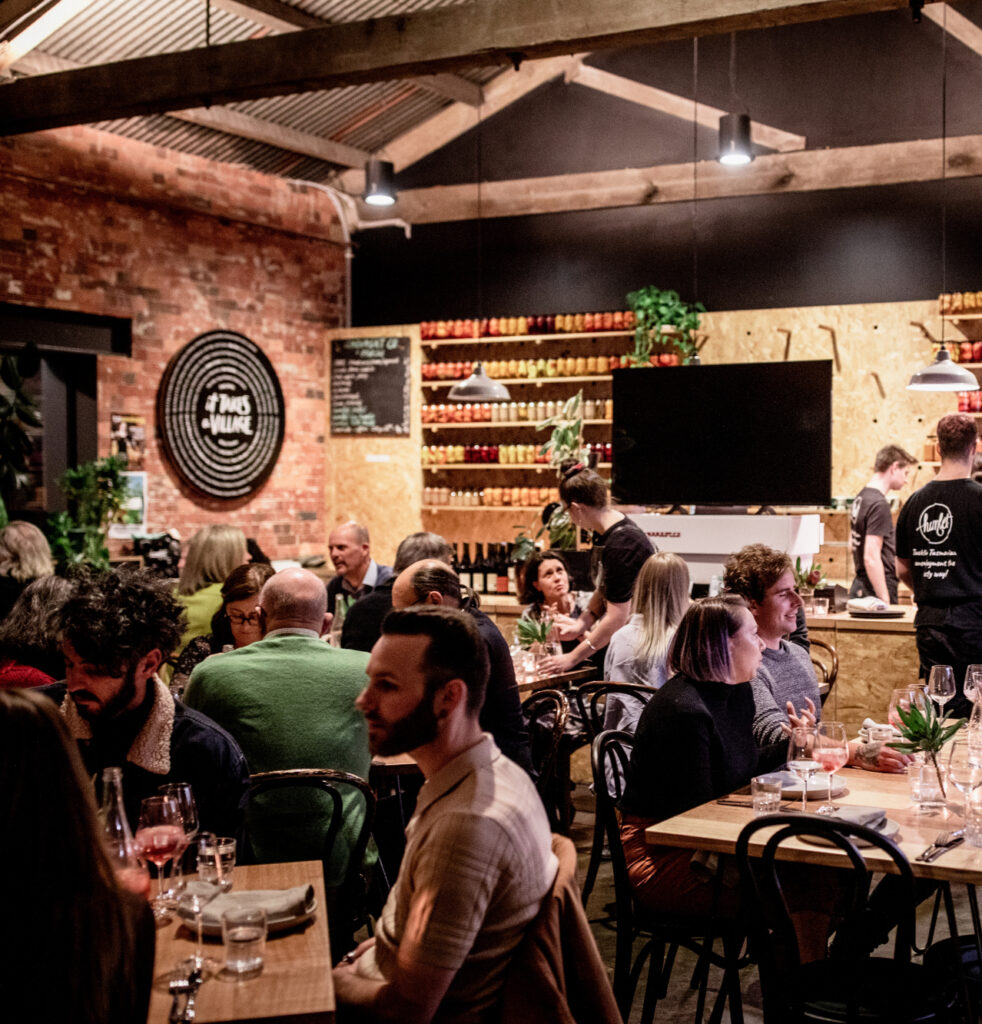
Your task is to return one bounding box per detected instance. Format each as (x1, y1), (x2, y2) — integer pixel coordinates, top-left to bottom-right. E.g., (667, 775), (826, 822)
(330, 336), (410, 436)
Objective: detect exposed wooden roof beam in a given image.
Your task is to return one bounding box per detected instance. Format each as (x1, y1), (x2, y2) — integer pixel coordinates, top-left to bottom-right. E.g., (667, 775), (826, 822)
(0, 0), (909, 137)
(923, 2), (982, 56)
(0, 0), (50, 36)
(0, 0), (98, 72)
(213, 0), (482, 105)
(565, 62), (806, 152)
(338, 53), (586, 193)
(12, 50), (369, 168)
(357, 131), (982, 224)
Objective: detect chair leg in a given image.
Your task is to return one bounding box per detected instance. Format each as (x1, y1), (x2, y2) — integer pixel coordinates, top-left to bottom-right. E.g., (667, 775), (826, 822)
(581, 810), (606, 907)
(639, 939), (666, 1024)
(941, 882), (975, 1024)
(692, 936), (713, 1024)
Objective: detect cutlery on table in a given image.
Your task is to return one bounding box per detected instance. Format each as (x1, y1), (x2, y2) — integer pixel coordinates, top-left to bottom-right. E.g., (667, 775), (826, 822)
(916, 828), (964, 862)
(169, 967), (203, 1023)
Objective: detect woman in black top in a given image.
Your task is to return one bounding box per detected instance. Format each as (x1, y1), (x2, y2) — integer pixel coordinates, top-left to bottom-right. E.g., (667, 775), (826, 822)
(541, 461), (654, 675)
(619, 595), (784, 918)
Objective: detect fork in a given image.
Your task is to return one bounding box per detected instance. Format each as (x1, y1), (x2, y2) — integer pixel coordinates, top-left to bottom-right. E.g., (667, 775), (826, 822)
(916, 828), (964, 862)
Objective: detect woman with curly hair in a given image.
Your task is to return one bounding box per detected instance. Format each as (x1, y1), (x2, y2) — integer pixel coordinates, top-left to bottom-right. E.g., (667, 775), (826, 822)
(0, 687), (155, 1024)
(0, 574), (72, 687)
(170, 561), (275, 694)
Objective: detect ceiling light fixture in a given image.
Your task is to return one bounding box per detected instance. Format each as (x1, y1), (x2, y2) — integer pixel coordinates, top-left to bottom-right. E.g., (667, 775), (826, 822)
(363, 158), (396, 207)
(718, 34), (754, 167)
(907, 5), (978, 392)
(448, 362), (511, 402)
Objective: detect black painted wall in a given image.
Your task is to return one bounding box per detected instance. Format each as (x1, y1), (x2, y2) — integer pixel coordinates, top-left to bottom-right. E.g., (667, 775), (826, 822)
(352, 6), (982, 324)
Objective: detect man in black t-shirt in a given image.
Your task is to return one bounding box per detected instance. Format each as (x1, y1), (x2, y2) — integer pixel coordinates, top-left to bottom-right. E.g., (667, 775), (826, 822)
(896, 413), (982, 716)
(850, 444), (916, 604)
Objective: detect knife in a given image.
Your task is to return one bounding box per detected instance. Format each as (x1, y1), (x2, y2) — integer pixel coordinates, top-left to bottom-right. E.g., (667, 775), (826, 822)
(921, 837), (965, 862)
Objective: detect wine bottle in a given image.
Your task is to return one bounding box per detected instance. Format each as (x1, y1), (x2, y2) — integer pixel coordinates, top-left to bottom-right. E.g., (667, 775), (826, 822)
(495, 543), (509, 595)
(101, 767), (150, 897)
(459, 542), (473, 591)
(506, 543), (517, 596)
(472, 543), (486, 595)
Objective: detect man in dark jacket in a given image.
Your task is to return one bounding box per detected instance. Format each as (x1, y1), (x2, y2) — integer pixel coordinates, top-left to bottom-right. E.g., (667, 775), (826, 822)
(40, 566), (249, 837)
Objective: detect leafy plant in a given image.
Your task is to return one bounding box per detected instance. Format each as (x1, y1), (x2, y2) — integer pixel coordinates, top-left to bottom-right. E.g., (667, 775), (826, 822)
(47, 455), (129, 570)
(511, 530), (537, 566)
(626, 286), (704, 366)
(517, 615), (553, 649)
(888, 700), (964, 798)
(793, 556), (827, 590)
(536, 391), (586, 469)
(0, 343), (42, 509)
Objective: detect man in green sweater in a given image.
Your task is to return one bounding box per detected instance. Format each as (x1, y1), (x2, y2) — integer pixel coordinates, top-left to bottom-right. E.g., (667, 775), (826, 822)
(184, 567), (371, 885)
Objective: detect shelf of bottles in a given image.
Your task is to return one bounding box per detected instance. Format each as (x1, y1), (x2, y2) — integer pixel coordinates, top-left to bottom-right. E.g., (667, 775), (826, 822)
(422, 443), (613, 468)
(455, 540), (519, 598)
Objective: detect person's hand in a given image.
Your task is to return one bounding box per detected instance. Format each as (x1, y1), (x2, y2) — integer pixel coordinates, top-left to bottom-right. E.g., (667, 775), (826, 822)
(549, 613), (584, 641)
(849, 738), (913, 773)
(785, 697), (818, 731)
(539, 651), (579, 677)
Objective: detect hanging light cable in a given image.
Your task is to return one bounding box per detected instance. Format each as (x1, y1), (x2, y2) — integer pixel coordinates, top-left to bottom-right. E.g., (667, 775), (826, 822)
(908, 6), (979, 391)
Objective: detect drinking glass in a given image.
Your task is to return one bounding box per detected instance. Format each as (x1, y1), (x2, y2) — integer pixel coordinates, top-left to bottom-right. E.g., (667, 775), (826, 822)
(887, 685), (928, 730)
(197, 834), (236, 891)
(786, 725), (819, 811)
(177, 885), (223, 975)
(965, 665), (982, 706)
(135, 795), (184, 916)
(927, 665), (956, 716)
(158, 781), (199, 901)
(222, 906), (267, 975)
(813, 721), (849, 815)
(948, 739), (982, 803)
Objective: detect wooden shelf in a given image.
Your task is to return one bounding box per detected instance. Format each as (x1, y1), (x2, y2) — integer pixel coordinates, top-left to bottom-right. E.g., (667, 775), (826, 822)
(424, 505), (546, 513)
(950, 362), (982, 370)
(423, 463), (612, 472)
(424, 418), (611, 430)
(423, 374), (613, 388)
(942, 313), (982, 321)
(422, 330), (633, 347)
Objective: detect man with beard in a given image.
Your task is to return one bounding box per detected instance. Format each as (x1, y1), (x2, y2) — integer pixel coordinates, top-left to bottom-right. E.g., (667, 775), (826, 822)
(333, 607), (556, 1023)
(40, 567), (249, 836)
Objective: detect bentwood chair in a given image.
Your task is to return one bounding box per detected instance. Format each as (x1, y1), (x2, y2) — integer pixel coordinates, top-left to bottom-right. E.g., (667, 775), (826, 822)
(522, 689), (571, 832)
(574, 681), (655, 907)
(809, 638), (839, 709)
(593, 730), (747, 1024)
(735, 814), (958, 1023)
(247, 768), (376, 954)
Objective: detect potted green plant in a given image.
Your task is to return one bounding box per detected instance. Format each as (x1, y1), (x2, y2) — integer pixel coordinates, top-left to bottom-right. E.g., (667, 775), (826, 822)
(626, 285), (705, 366)
(47, 455), (129, 570)
(0, 343), (42, 519)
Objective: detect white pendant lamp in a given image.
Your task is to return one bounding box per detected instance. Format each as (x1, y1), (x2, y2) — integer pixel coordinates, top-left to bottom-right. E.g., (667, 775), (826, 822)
(447, 363), (511, 402)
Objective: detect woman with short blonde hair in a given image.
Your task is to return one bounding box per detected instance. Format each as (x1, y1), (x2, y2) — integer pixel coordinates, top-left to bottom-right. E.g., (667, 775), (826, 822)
(0, 520), (55, 621)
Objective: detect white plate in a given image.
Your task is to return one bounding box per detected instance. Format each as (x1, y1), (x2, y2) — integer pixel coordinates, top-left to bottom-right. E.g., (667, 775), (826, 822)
(774, 770), (848, 801)
(178, 895), (318, 937)
(799, 817), (901, 848)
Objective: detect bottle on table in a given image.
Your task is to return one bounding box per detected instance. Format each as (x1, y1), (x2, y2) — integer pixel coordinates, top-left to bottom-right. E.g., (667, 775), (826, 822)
(101, 767), (151, 897)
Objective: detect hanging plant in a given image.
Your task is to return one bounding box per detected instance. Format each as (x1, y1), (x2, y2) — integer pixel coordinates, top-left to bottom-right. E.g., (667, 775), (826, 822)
(0, 343), (42, 511)
(626, 286), (705, 366)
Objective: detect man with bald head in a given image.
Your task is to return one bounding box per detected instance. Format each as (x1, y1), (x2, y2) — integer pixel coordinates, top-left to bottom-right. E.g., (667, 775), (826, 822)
(327, 519), (393, 620)
(184, 568), (371, 882)
(391, 560), (533, 775)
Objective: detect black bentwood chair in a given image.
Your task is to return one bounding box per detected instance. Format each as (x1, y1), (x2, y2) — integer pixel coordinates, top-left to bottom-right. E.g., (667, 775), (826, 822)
(522, 689), (571, 832)
(574, 681), (655, 907)
(735, 814), (958, 1024)
(809, 638), (839, 709)
(247, 768), (376, 954)
(592, 730), (747, 1024)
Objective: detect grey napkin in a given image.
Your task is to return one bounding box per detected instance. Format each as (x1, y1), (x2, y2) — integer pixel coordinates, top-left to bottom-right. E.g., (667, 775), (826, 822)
(181, 883), (314, 928)
(828, 804), (887, 831)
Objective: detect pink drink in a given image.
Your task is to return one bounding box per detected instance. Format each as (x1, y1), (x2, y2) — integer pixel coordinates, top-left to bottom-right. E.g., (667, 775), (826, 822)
(815, 749), (848, 774)
(116, 865), (152, 898)
(135, 825), (185, 867)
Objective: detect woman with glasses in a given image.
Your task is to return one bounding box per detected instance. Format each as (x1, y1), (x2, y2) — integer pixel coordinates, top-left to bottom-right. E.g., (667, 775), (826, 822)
(170, 562), (275, 695)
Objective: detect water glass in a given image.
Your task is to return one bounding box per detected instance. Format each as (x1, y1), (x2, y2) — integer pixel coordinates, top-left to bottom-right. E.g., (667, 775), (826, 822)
(751, 775), (783, 815)
(908, 761), (947, 813)
(812, 597), (830, 616)
(197, 835), (236, 890)
(222, 906), (267, 974)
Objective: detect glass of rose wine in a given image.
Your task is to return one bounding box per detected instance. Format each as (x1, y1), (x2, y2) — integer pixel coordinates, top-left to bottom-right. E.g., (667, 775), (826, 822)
(135, 795), (184, 917)
(814, 721), (849, 814)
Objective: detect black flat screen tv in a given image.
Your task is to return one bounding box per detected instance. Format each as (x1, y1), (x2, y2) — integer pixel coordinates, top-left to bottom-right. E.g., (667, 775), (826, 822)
(611, 360), (833, 507)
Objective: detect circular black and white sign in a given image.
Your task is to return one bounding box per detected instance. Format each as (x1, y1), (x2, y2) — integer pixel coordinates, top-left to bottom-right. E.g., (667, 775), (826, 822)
(157, 330), (285, 500)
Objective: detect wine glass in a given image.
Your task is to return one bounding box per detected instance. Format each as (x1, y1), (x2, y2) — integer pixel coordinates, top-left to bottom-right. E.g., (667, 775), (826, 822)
(948, 738), (982, 797)
(814, 721), (849, 815)
(135, 795), (184, 918)
(786, 725), (819, 812)
(965, 665), (982, 706)
(927, 665), (956, 716)
(158, 782), (199, 903)
(887, 685), (928, 730)
(176, 833), (231, 974)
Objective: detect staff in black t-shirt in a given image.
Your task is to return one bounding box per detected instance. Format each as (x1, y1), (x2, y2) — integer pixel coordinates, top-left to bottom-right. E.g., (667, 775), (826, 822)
(849, 444), (916, 604)
(896, 413), (982, 717)
(540, 461), (655, 675)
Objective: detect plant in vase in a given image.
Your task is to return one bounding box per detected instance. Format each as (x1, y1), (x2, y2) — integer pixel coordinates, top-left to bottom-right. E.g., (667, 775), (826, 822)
(793, 556), (826, 591)
(626, 286), (705, 367)
(888, 699), (965, 799)
(516, 616), (553, 651)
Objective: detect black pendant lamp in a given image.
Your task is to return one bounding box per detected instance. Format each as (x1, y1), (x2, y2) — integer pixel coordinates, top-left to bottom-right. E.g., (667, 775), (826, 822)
(363, 158), (396, 207)
(447, 363), (511, 402)
(718, 113), (753, 166)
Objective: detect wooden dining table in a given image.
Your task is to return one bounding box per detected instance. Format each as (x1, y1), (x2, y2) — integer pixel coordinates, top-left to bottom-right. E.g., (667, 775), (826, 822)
(645, 766), (982, 885)
(147, 860), (334, 1024)
(517, 665), (598, 697)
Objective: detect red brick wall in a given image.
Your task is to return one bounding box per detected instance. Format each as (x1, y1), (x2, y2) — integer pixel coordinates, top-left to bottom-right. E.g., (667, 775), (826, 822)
(0, 126), (348, 559)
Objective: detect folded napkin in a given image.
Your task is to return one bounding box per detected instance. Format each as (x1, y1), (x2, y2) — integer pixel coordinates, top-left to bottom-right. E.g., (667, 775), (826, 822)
(181, 883), (314, 928)
(860, 717), (901, 740)
(847, 596), (888, 612)
(828, 804), (887, 831)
